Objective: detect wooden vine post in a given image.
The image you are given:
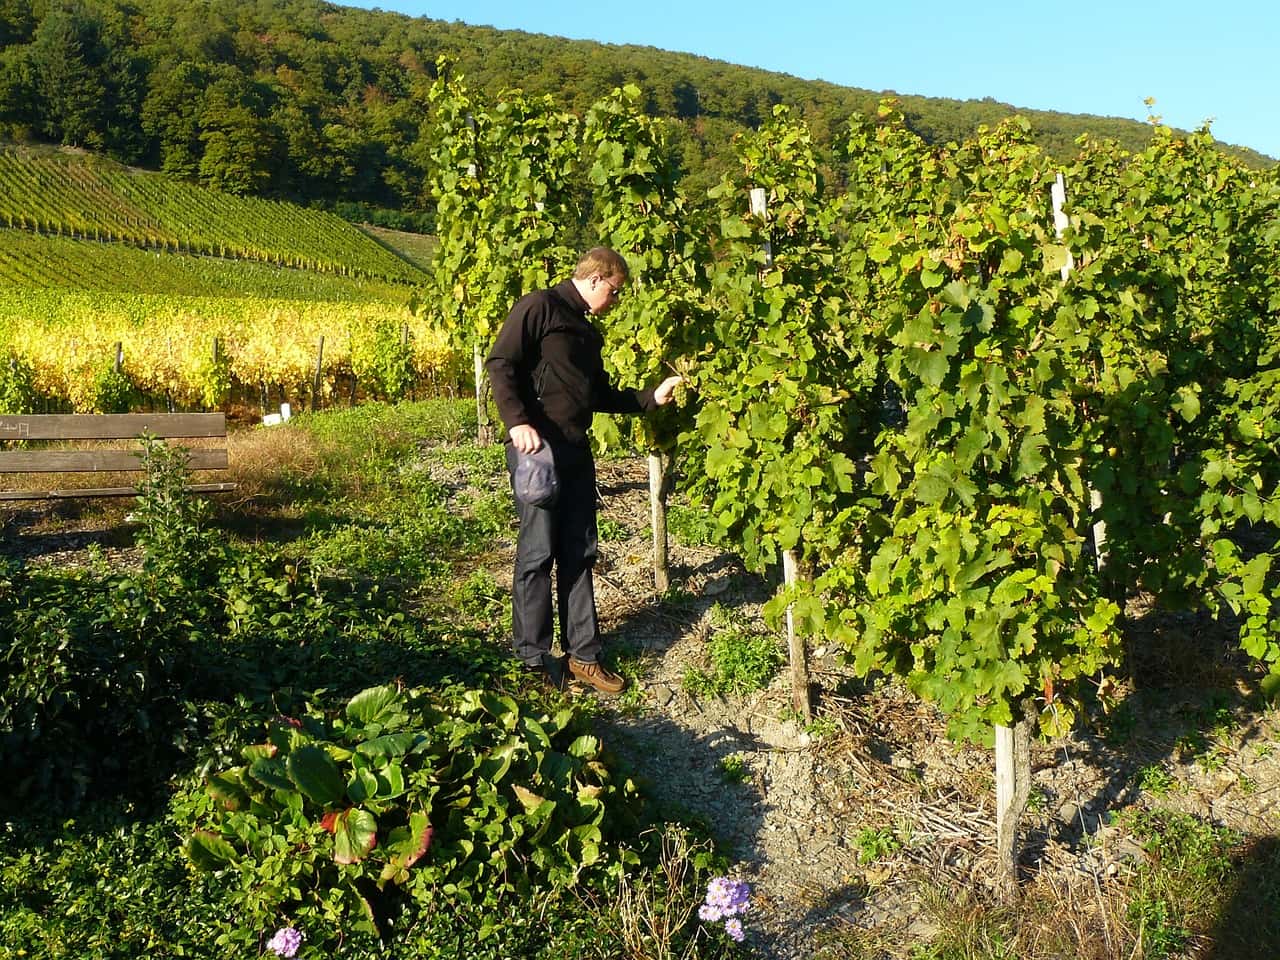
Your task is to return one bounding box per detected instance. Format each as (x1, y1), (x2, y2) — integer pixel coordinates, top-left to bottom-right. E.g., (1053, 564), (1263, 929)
(472, 343), (488, 441)
(649, 451), (670, 594)
(1051, 173), (1107, 573)
(311, 335), (325, 411)
(990, 171), (1081, 896)
(994, 703), (1034, 896)
(750, 185), (810, 720)
(464, 112), (496, 446)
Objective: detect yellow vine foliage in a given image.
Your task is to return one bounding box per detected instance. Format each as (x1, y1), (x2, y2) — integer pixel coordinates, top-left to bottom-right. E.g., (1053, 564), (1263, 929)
(0, 289), (455, 410)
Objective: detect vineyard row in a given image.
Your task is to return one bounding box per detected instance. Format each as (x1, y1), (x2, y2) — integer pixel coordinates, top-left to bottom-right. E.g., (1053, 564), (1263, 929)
(0, 288), (458, 412)
(0, 148), (427, 285)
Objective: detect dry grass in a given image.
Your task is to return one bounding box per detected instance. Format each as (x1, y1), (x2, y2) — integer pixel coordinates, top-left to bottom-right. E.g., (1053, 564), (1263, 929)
(581, 826), (717, 960)
(224, 423), (325, 502)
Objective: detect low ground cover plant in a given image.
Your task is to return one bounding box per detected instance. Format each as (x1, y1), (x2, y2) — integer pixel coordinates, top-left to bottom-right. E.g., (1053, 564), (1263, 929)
(1, 399), (733, 959)
(179, 683), (649, 951)
(683, 604), (785, 699)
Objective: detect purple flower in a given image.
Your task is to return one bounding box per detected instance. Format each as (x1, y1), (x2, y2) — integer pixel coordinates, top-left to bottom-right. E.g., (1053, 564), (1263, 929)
(724, 917), (745, 942)
(703, 876), (751, 916)
(699, 876), (752, 942)
(266, 926), (304, 958)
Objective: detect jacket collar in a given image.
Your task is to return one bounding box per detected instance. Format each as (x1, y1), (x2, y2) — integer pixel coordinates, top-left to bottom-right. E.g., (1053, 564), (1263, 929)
(554, 278), (590, 316)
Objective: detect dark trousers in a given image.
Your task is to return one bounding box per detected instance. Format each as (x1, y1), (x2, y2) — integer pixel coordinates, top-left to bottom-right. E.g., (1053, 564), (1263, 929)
(506, 442), (602, 666)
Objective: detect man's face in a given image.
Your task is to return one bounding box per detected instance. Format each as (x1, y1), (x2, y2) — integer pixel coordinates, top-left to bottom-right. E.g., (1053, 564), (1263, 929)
(584, 273), (625, 315)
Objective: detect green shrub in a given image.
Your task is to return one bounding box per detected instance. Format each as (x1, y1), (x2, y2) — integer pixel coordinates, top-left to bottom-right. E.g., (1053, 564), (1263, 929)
(718, 754), (749, 784)
(0, 809), (245, 959)
(88, 359), (134, 413)
(351, 319), (416, 400)
(135, 436), (226, 580)
(453, 568), (506, 625)
(178, 683), (647, 949)
(853, 826), (903, 864)
(1122, 808), (1241, 959)
(191, 344), (233, 409)
(1, 808), (727, 960)
(668, 501), (718, 547)
(0, 445), (231, 808)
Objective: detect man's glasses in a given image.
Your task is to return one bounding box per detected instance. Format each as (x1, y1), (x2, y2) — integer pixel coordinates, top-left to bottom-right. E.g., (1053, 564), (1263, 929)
(599, 277), (623, 299)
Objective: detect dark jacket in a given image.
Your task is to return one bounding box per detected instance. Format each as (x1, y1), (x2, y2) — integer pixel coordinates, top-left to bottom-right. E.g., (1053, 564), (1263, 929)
(485, 279), (656, 447)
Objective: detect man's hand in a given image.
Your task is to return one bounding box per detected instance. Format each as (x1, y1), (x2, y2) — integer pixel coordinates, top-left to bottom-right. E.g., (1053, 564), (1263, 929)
(509, 424), (543, 454)
(653, 375), (683, 406)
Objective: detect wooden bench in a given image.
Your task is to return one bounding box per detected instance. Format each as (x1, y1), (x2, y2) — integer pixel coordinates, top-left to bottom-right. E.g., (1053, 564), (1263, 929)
(0, 413), (236, 500)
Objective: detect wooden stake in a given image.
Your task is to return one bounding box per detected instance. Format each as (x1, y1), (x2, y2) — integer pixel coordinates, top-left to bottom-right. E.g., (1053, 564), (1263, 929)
(994, 707), (1033, 898)
(1051, 174), (1106, 572)
(783, 548), (811, 720)
(1090, 486), (1108, 573)
(649, 452), (670, 594)
(749, 187), (774, 267)
(473, 342), (493, 444)
(1050, 173), (1075, 281)
(312, 336), (325, 411)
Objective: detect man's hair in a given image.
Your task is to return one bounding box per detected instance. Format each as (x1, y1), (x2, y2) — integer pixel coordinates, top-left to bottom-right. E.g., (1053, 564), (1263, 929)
(573, 247), (629, 282)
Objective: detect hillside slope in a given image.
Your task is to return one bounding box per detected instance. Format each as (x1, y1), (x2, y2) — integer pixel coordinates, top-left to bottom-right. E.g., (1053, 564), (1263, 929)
(0, 146), (426, 287)
(0, 0), (1270, 222)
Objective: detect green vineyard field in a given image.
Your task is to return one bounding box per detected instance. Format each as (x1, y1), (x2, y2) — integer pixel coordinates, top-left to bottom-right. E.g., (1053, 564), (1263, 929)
(0, 229), (414, 303)
(0, 147), (426, 285)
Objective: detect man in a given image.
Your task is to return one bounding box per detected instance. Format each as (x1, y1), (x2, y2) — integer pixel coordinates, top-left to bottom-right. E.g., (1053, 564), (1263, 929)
(486, 247), (681, 693)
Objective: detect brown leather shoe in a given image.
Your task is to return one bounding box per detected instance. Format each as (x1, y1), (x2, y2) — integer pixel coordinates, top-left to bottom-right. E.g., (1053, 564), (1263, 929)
(523, 654), (568, 693)
(568, 658), (626, 695)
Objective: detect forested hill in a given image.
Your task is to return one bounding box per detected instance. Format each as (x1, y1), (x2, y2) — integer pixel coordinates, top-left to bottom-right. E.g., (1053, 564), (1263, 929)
(1, 0), (1271, 223)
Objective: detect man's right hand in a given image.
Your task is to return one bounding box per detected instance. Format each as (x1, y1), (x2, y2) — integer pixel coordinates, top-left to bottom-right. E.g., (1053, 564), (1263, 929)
(509, 424), (543, 454)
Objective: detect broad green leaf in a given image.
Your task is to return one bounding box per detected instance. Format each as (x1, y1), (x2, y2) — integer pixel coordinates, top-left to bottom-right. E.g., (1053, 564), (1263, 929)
(1241, 555), (1272, 597)
(348, 767), (380, 803)
(287, 745), (346, 805)
(333, 808), (378, 865)
(868, 242), (892, 264)
(356, 733), (419, 758)
(186, 831), (237, 871)
(1173, 386), (1201, 423)
(247, 757), (292, 792)
(907, 347), (949, 386)
(512, 784), (548, 813)
(346, 686), (404, 727)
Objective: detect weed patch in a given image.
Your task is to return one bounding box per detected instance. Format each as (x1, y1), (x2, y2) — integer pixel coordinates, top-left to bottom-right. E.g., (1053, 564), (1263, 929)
(683, 605), (784, 698)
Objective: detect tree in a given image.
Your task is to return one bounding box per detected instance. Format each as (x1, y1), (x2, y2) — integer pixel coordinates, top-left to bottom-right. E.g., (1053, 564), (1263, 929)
(197, 74), (281, 195)
(0, 0), (36, 47)
(28, 0), (109, 148)
(142, 60), (212, 177)
(0, 44), (37, 136)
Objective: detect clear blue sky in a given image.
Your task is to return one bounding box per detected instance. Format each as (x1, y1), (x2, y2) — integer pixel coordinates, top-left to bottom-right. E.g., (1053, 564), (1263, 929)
(342, 0), (1278, 160)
